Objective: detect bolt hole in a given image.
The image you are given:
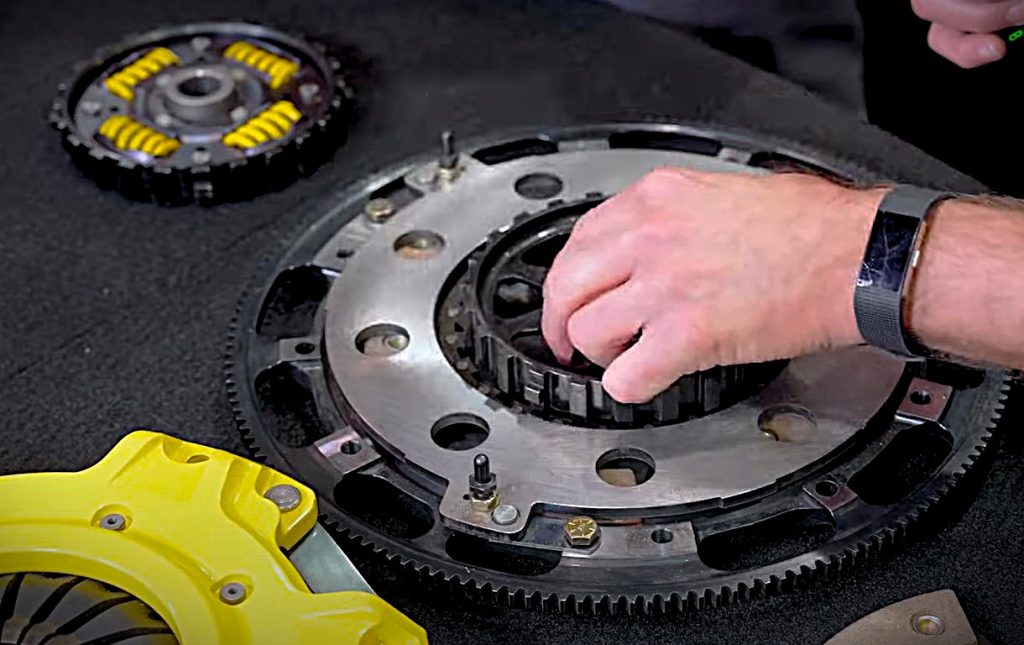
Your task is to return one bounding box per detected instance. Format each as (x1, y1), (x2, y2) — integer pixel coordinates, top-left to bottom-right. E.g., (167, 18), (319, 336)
(758, 404), (816, 442)
(596, 447), (655, 487)
(814, 480), (839, 497)
(295, 341), (316, 355)
(186, 454), (209, 463)
(910, 390), (932, 406)
(651, 528), (674, 544)
(514, 172), (564, 200)
(462, 493), (470, 501)
(431, 414), (490, 451)
(340, 439), (362, 455)
(393, 231), (445, 259)
(355, 324), (409, 356)
(336, 248), (354, 259)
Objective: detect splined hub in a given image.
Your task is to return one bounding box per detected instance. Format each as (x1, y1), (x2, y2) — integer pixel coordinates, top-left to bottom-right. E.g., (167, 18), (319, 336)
(438, 197), (780, 426)
(227, 125), (1006, 614)
(50, 22), (352, 204)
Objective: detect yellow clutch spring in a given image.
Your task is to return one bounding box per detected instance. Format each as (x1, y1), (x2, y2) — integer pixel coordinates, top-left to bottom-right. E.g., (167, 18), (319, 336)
(223, 41), (300, 89)
(98, 115), (181, 157)
(104, 47), (180, 101)
(223, 100), (302, 150)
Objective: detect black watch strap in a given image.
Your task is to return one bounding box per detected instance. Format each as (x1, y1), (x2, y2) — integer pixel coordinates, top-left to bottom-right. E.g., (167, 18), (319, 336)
(853, 186), (953, 358)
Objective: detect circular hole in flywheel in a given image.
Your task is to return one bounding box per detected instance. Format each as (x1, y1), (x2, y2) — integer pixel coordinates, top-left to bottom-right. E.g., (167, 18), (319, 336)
(814, 480), (839, 497)
(355, 324), (409, 356)
(758, 404), (817, 442)
(431, 414), (490, 451)
(910, 389), (932, 406)
(295, 341), (316, 355)
(651, 528), (674, 544)
(514, 172), (564, 200)
(178, 74), (223, 98)
(340, 439), (362, 455)
(394, 231), (445, 259)
(596, 447), (655, 487)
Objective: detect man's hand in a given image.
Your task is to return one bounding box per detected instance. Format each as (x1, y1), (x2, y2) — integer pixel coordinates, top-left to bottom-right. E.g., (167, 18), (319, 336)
(541, 170), (884, 404)
(912, 0), (1020, 68)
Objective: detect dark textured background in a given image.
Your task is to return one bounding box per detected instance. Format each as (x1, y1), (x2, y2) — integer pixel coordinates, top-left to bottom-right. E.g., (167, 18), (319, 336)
(1, 1), (1021, 643)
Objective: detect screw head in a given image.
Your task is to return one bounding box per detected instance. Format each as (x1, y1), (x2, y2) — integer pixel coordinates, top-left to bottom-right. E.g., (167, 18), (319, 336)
(191, 36), (211, 52)
(364, 197), (396, 223)
(99, 513), (126, 531)
(219, 582), (247, 605)
(264, 484), (301, 511)
(491, 504), (520, 525)
(80, 101), (102, 116)
(564, 516), (600, 547)
(299, 83), (321, 102)
(155, 113), (173, 128)
(912, 614), (945, 636)
(192, 149), (212, 165)
(230, 106), (249, 122)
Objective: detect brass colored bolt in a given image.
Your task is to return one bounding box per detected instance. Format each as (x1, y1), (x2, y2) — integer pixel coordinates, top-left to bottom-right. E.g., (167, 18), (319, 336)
(564, 516), (600, 548)
(364, 198), (396, 223)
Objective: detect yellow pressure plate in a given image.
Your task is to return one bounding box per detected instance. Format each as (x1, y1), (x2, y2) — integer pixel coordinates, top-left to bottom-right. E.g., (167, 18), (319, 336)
(0, 430), (427, 644)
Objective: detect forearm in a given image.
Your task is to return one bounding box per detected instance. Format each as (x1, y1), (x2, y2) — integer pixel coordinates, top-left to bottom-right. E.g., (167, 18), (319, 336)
(907, 197), (1024, 369)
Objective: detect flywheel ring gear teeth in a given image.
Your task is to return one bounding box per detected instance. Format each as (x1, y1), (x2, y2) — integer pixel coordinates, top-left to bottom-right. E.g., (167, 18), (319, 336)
(224, 124), (1009, 615)
(457, 196), (769, 426)
(49, 21), (353, 205)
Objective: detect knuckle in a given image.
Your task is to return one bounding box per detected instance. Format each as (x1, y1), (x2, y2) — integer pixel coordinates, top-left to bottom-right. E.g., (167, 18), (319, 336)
(910, 0), (934, 20)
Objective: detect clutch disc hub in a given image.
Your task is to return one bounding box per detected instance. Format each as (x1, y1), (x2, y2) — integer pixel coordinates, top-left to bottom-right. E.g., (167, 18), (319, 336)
(227, 125), (1006, 612)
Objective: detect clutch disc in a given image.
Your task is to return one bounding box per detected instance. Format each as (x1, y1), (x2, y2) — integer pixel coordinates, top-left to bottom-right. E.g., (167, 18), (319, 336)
(227, 124), (1006, 613)
(50, 22), (352, 205)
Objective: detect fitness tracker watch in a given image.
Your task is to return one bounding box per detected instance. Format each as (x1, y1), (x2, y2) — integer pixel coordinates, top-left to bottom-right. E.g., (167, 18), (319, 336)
(853, 186), (954, 358)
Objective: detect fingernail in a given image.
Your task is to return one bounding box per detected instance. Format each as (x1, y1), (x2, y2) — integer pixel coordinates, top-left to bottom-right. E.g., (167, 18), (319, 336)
(1007, 2), (1024, 24)
(981, 42), (1003, 62)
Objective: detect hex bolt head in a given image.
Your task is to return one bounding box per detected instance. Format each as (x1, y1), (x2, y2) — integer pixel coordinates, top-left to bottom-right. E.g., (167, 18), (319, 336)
(191, 36), (212, 52)
(192, 149), (212, 165)
(155, 113), (173, 128)
(219, 582), (247, 605)
(80, 101), (102, 117)
(299, 83), (321, 102)
(491, 504), (520, 525)
(99, 513), (126, 531)
(230, 106), (249, 122)
(264, 484), (301, 512)
(564, 516), (600, 548)
(364, 197), (396, 223)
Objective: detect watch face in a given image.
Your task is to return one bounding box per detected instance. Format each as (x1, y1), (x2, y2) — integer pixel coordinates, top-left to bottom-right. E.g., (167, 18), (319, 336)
(857, 211), (920, 291)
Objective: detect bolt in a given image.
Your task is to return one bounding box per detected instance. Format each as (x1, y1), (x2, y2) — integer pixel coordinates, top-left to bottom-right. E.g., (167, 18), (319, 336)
(230, 106), (248, 122)
(439, 130), (457, 170)
(191, 36), (212, 52)
(364, 197), (396, 223)
(564, 516), (600, 548)
(156, 75), (172, 88)
(912, 614), (945, 636)
(384, 334), (408, 351)
(100, 513), (126, 531)
(218, 582), (247, 605)
(192, 149), (212, 165)
(80, 101), (102, 117)
(469, 453), (498, 511)
(299, 83), (321, 102)
(491, 504), (520, 525)
(155, 113), (173, 128)
(264, 484), (301, 512)
(414, 164), (438, 186)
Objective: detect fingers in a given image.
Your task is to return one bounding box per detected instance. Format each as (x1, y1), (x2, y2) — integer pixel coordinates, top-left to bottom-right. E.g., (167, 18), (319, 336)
(912, 0), (1023, 34)
(927, 22), (1006, 67)
(602, 320), (702, 404)
(542, 239), (633, 363)
(566, 283), (644, 367)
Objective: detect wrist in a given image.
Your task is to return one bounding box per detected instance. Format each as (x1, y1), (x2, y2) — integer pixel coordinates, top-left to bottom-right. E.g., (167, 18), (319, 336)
(823, 184), (887, 347)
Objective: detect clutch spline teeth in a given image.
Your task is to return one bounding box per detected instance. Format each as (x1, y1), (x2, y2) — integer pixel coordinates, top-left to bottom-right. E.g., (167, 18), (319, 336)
(459, 198), (756, 426)
(49, 22), (353, 205)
